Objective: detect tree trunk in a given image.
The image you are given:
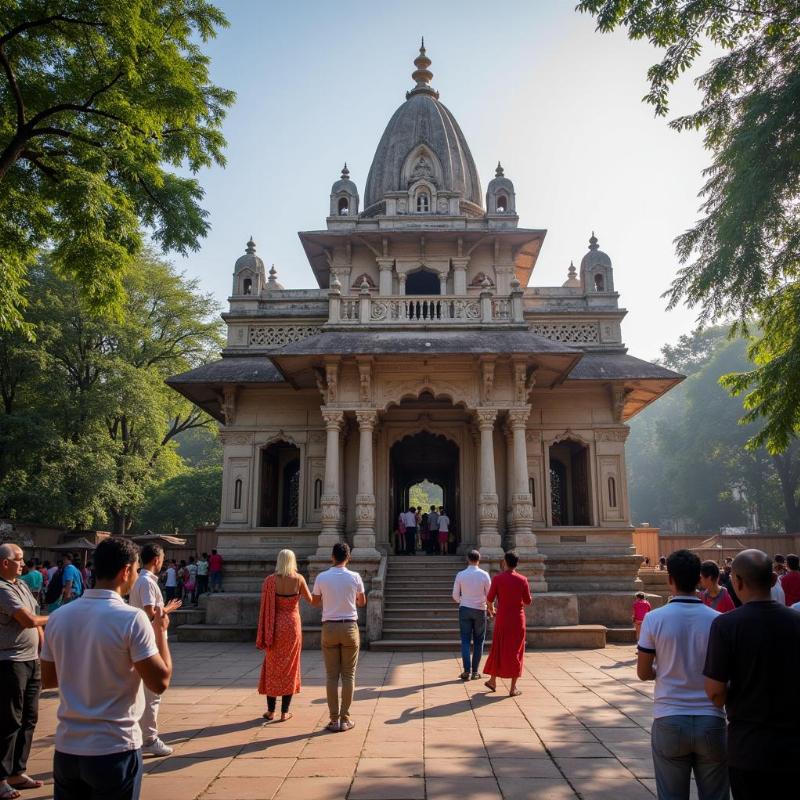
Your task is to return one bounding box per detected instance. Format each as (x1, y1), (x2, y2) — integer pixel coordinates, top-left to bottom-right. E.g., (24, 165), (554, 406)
(773, 449), (800, 533)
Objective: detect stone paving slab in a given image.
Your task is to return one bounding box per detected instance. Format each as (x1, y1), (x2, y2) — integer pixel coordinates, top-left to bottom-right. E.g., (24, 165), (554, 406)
(23, 642), (662, 799)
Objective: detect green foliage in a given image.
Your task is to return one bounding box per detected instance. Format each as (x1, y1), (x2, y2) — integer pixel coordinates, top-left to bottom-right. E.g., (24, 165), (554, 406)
(628, 326), (800, 531)
(578, 1), (800, 452)
(0, 250), (223, 531)
(137, 463), (221, 534)
(408, 480), (444, 511)
(0, 0), (234, 331)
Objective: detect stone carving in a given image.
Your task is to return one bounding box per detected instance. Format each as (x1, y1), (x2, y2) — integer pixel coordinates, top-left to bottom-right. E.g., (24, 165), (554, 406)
(492, 298), (511, 320)
(525, 429), (543, 443)
(357, 362), (372, 403)
(512, 493), (534, 520)
(507, 407), (530, 428)
(308, 430), (325, 444)
(264, 429), (298, 446)
(218, 432), (252, 446)
(609, 385), (628, 423)
(529, 322), (600, 343)
(248, 325), (321, 348)
(320, 496), (341, 523)
(481, 360), (495, 404)
(325, 362), (339, 403)
(548, 428), (591, 445)
(595, 428), (630, 442)
(382, 377), (476, 409)
(411, 155), (434, 183)
(474, 408), (497, 429)
(478, 493), (499, 522)
(469, 272), (494, 287)
(220, 386), (237, 425)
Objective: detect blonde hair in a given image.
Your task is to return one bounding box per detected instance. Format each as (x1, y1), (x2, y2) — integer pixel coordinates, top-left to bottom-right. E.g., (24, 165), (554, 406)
(275, 549), (297, 577)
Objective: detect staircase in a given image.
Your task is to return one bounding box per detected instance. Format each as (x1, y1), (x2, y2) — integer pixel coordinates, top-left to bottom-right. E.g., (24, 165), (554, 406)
(371, 555), (476, 651)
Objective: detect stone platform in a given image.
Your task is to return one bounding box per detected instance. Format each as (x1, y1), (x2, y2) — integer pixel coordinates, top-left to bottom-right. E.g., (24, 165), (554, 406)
(25, 642), (661, 799)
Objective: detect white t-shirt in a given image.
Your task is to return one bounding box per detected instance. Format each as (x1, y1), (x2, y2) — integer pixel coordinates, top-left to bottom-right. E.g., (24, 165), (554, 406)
(402, 511), (417, 528)
(129, 569), (163, 611)
(452, 565), (491, 610)
(312, 566), (365, 622)
(637, 596), (724, 719)
(771, 579), (786, 605)
(196, 559), (209, 576)
(438, 515), (450, 533)
(165, 567), (177, 588)
(47, 566), (59, 581)
(41, 589), (158, 755)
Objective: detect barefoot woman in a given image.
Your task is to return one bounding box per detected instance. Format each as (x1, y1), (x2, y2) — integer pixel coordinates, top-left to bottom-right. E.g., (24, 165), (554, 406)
(256, 549), (312, 721)
(483, 551), (532, 697)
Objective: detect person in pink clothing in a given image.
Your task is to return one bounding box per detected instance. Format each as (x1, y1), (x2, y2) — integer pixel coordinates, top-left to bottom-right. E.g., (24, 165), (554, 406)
(209, 549), (224, 593)
(632, 591), (651, 642)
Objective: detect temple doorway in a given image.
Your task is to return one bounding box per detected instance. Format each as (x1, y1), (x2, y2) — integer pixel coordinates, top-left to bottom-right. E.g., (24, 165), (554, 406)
(390, 431), (459, 545)
(259, 441), (300, 527)
(548, 439), (591, 525)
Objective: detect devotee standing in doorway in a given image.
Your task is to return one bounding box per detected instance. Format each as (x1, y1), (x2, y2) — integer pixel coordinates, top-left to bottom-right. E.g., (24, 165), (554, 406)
(483, 551), (531, 696)
(256, 549), (312, 721)
(311, 543), (366, 732)
(0, 543), (47, 798)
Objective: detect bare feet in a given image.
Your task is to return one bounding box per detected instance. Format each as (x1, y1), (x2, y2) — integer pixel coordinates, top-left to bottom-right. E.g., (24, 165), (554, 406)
(279, 712), (293, 722)
(484, 681), (497, 692)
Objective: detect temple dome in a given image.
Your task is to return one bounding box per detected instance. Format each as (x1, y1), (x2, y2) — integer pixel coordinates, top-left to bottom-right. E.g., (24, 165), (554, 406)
(580, 232), (612, 271)
(363, 42), (482, 213)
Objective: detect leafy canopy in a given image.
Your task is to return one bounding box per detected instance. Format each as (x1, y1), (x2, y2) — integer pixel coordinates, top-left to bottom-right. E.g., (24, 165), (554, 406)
(578, 1), (800, 452)
(0, 0), (234, 330)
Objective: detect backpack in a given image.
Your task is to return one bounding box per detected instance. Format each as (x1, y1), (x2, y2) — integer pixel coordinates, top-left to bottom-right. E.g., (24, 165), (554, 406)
(44, 568), (64, 605)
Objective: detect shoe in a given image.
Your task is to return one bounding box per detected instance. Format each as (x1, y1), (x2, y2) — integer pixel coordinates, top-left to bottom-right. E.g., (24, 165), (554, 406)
(340, 719), (355, 732)
(471, 672), (482, 680)
(460, 671), (470, 680)
(143, 738), (173, 757)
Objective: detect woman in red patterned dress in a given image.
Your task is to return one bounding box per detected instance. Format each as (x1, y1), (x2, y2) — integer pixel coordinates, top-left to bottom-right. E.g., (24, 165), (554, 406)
(256, 549), (312, 721)
(483, 551), (532, 697)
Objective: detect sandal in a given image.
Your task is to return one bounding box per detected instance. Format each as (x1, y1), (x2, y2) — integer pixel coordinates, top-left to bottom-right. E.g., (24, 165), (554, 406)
(483, 681), (497, 693)
(340, 719), (355, 732)
(0, 783), (21, 800)
(278, 712), (293, 722)
(509, 689), (522, 697)
(326, 720), (341, 732)
(262, 711), (275, 721)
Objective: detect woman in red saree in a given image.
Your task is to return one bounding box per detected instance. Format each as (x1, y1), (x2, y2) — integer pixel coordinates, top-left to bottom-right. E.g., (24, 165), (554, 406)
(256, 549), (312, 720)
(483, 551), (532, 697)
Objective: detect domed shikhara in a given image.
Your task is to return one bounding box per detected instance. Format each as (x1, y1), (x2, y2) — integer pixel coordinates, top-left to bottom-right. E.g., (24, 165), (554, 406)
(363, 41), (482, 214)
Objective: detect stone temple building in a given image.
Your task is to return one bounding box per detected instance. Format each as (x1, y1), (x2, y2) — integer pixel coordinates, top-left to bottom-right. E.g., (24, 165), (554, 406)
(168, 44), (682, 647)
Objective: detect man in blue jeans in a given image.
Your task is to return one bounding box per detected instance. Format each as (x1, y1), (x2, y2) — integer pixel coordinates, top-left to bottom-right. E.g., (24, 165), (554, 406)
(452, 550), (491, 681)
(637, 549), (729, 800)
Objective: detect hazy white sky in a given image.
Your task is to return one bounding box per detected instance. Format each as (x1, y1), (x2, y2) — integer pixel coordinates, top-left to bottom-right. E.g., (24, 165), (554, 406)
(181, 0), (716, 361)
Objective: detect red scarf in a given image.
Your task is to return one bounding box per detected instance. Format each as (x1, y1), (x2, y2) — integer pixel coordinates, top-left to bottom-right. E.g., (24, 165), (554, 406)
(256, 574), (276, 650)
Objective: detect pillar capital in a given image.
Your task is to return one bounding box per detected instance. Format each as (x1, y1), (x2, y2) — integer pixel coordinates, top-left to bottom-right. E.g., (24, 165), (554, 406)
(321, 409), (344, 430)
(507, 406), (531, 429)
(355, 409), (378, 429)
(474, 407), (497, 430)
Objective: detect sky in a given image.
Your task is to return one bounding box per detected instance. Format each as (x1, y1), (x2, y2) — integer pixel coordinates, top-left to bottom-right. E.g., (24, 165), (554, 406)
(179, 0), (716, 361)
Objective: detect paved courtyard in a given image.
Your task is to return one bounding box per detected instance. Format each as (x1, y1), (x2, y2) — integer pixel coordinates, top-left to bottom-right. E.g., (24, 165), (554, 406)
(25, 642), (672, 799)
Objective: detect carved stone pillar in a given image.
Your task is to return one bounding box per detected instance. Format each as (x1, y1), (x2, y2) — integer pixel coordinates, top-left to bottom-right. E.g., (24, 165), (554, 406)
(316, 409), (343, 554)
(377, 258), (393, 295)
(508, 406), (547, 591)
(475, 408), (503, 557)
(452, 257), (469, 294)
(438, 272), (448, 294)
(353, 410), (380, 557)
(398, 273), (407, 295)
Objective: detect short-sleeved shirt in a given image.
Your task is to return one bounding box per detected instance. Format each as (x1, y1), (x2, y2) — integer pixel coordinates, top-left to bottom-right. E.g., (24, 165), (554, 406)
(632, 599), (651, 622)
(312, 566), (364, 622)
(20, 570), (43, 593)
(637, 596), (724, 719)
(186, 563), (197, 580)
(438, 515), (450, 532)
(0, 577), (40, 661)
(196, 559), (209, 576)
(41, 589), (158, 756)
(165, 567), (177, 587)
(701, 586), (736, 613)
(402, 511), (417, 529)
(703, 600), (800, 768)
(129, 570), (163, 611)
(61, 563), (83, 597)
(428, 511), (439, 531)
(209, 554), (223, 573)
(780, 570), (800, 606)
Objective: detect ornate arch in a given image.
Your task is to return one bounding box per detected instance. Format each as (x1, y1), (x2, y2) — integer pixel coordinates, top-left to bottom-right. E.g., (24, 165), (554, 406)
(262, 430), (301, 448)
(379, 379), (477, 412)
(546, 428), (592, 446)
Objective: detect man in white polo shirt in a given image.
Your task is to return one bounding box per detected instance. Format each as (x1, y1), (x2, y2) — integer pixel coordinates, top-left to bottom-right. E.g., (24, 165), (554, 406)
(128, 543), (181, 758)
(311, 542), (366, 733)
(41, 537), (172, 800)
(452, 549), (492, 681)
(637, 549), (728, 800)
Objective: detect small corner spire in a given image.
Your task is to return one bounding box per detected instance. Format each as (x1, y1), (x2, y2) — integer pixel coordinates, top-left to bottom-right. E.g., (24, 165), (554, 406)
(495, 161), (504, 178)
(245, 236), (256, 254)
(589, 231), (599, 250)
(568, 260), (577, 280)
(341, 162), (350, 180)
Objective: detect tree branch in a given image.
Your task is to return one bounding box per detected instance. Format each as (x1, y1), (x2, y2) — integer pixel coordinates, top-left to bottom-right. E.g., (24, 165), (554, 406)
(0, 15), (105, 47)
(0, 44), (25, 128)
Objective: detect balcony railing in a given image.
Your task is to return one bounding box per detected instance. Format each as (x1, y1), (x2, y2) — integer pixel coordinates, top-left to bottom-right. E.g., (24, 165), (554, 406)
(328, 288), (524, 326)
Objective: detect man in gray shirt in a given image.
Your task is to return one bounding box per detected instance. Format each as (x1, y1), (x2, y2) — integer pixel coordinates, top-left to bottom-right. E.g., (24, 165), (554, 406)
(0, 543), (48, 798)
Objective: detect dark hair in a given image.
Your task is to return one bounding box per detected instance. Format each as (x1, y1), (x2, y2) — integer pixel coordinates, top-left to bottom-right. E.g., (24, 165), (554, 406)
(787, 554), (799, 571)
(635, 591), (645, 600)
(140, 544), (163, 565)
(332, 542), (350, 564)
(94, 538), (140, 581)
(212, 549), (217, 555)
(467, 549), (480, 563)
(202, 552), (208, 558)
(62, 552), (72, 562)
(700, 560), (720, 581)
(25, 559), (34, 568)
(667, 549), (702, 593)
(503, 551), (519, 569)
(774, 554), (786, 564)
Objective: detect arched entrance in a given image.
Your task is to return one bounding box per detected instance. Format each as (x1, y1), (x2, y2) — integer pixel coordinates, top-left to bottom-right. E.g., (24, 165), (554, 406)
(406, 268), (440, 295)
(390, 431), (459, 549)
(259, 441), (300, 527)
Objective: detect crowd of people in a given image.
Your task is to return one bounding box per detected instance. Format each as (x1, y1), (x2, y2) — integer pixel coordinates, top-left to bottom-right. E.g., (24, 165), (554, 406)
(1, 537), (799, 799)
(394, 505), (453, 555)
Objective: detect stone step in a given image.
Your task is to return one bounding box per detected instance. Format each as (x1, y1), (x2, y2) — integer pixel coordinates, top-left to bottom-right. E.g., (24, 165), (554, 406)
(382, 607), (460, 618)
(382, 627), (488, 640)
(383, 616), (459, 626)
(169, 608), (205, 628)
(385, 590), (454, 598)
(176, 624), (255, 643)
(382, 600), (456, 610)
(606, 626), (637, 644)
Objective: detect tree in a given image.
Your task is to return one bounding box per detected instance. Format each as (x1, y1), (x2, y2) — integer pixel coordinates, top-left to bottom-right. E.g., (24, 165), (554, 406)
(578, 1), (800, 452)
(0, 251), (223, 531)
(0, 0), (234, 330)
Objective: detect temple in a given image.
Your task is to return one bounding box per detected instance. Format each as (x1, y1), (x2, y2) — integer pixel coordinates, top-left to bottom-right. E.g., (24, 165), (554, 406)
(168, 42), (682, 647)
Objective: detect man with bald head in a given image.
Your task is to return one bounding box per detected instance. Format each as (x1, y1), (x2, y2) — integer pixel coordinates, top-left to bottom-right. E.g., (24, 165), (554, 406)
(0, 543), (48, 797)
(704, 549), (800, 799)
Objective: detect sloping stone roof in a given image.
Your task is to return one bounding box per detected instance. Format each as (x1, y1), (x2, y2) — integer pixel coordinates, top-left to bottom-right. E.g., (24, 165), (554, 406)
(566, 352), (682, 381)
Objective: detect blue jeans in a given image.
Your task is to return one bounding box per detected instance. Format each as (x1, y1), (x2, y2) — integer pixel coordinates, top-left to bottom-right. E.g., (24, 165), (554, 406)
(458, 607), (486, 674)
(210, 571), (222, 591)
(54, 749), (142, 800)
(651, 715), (729, 800)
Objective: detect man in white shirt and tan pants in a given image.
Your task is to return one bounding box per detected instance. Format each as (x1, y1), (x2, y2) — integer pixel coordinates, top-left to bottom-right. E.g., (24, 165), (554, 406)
(311, 542), (366, 733)
(452, 550), (492, 680)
